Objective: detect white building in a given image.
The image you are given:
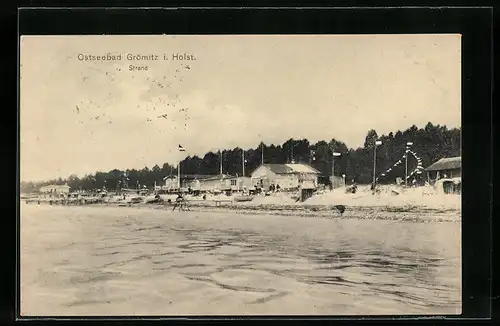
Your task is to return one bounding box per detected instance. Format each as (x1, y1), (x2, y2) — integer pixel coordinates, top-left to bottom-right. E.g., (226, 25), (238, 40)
(39, 184), (71, 194)
(190, 174), (252, 192)
(225, 176), (253, 191)
(425, 156), (461, 181)
(249, 163), (321, 190)
(162, 176), (179, 191)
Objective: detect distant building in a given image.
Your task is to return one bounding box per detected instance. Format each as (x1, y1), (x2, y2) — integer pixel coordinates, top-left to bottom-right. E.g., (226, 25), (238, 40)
(425, 156), (461, 194)
(162, 175), (179, 191)
(191, 174), (232, 192)
(165, 174), (250, 193)
(425, 156), (461, 182)
(181, 174), (216, 188)
(249, 163), (321, 190)
(221, 176), (252, 192)
(39, 184), (71, 194)
(163, 174), (246, 192)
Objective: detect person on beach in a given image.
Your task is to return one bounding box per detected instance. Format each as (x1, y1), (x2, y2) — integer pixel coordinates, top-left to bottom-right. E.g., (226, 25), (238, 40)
(172, 192), (189, 211)
(172, 193), (183, 211)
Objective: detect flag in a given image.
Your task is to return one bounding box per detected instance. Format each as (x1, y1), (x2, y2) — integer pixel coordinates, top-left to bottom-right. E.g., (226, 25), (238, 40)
(178, 144), (186, 152)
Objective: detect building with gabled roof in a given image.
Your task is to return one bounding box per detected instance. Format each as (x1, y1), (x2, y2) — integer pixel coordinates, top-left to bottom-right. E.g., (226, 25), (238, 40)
(425, 156), (461, 182)
(191, 174), (252, 192)
(250, 163), (321, 190)
(256, 163), (321, 175)
(40, 184), (70, 194)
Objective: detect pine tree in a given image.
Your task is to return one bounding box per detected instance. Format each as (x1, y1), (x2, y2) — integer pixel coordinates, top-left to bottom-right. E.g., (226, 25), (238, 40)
(23, 122), (461, 189)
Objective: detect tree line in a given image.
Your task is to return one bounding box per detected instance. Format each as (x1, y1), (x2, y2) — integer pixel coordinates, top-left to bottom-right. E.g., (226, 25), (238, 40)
(20, 122), (460, 193)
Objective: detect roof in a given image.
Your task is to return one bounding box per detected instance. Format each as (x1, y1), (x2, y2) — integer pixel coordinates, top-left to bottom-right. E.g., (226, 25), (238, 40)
(260, 163), (321, 175)
(40, 184), (70, 189)
(226, 176), (251, 180)
(163, 174), (216, 180)
(199, 174), (236, 181)
(425, 156), (461, 171)
(286, 163), (321, 174)
(183, 174), (219, 180)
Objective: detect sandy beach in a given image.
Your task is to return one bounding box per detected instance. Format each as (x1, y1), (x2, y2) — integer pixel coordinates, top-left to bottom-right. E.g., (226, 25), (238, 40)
(60, 185), (462, 223)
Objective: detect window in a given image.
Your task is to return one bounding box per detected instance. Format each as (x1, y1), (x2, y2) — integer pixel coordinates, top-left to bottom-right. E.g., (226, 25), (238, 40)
(231, 180), (237, 186)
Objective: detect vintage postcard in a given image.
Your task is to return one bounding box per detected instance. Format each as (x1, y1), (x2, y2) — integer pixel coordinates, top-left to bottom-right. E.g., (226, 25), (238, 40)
(19, 34), (461, 316)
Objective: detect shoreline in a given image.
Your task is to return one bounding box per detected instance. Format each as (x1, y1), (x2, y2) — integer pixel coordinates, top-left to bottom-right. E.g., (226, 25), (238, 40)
(23, 200), (461, 223)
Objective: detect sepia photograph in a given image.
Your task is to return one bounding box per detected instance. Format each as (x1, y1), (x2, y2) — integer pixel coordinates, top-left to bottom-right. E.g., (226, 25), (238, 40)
(19, 34), (461, 316)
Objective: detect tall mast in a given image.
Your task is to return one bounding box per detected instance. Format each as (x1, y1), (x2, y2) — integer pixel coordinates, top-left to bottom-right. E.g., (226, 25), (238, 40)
(220, 150), (223, 174)
(242, 149), (245, 176)
(261, 143), (264, 164)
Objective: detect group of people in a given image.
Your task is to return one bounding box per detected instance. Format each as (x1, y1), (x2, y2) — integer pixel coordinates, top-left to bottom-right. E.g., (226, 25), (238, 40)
(345, 183), (358, 194)
(268, 183), (281, 192)
(251, 183), (281, 195)
(173, 193), (189, 211)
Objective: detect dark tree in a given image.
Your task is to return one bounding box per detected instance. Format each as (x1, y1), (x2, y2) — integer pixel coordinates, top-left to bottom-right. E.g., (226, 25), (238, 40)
(23, 122), (461, 189)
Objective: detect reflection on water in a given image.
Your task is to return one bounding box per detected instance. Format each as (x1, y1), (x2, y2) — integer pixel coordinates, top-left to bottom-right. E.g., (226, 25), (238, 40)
(20, 204), (461, 316)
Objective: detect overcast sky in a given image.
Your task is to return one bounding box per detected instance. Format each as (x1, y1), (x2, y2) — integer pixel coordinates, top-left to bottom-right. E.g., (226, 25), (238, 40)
(20, 34), (461, 182)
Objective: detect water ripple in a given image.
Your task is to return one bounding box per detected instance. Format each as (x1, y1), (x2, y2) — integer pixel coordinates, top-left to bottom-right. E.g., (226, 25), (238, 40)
(21, 206), (461, 315)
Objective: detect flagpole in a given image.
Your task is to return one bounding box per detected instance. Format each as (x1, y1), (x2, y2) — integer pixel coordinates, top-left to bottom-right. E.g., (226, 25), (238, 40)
(261, 143), (264, 164)
(405, 142), (413, 188)
(177, 145), (186, 191)
(220, 150), (223, 175)
(242, 149), (245, 177)
(405, 151), (407, 187)
(372, 144), (377, 186)
(373, 140), (382, 187)
(178, 157), (181, 191)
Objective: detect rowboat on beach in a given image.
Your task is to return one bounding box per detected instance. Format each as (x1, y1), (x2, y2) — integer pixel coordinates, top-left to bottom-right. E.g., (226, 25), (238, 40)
(233, 195), (254, 202)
